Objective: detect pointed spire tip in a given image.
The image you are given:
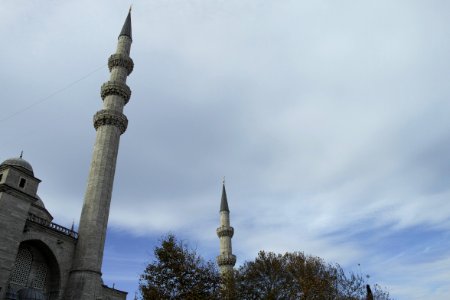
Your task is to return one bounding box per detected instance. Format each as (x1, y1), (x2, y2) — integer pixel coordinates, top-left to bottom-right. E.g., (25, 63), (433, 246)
(119, 8), (132, 40)
(220, 180), (230, 212)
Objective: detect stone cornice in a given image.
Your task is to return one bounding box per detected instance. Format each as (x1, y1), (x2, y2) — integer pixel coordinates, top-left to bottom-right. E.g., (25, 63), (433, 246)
(0, 183), (39, 203)
(0, 165), (41, 182)
(69, 269), (102, 276)
(93, 109), (128, 134)
(108, 53), (134, 75)
(100, 81), (131, 105)
(25, 219), (78, 242)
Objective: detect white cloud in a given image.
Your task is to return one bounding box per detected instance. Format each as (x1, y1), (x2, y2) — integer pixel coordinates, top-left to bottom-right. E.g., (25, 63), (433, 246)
(2, 1), (450, 299)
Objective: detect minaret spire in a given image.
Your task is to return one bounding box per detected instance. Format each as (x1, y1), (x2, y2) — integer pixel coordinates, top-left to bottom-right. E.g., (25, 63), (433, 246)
(65, 10), (134, 299)
(220, 181), (230, 212)
(217, 181), (236, 275)
(119, 9), (132, 40)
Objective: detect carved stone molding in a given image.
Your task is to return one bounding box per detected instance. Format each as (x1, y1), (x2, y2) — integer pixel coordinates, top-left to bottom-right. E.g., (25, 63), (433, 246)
(100, 81), (131, 105)
(216, 226), (234, 238)
(217, 254), (236, 267)
(108, 54), (134, 75)
(0, 183), (39, 203)
(93, 109), (128, 134)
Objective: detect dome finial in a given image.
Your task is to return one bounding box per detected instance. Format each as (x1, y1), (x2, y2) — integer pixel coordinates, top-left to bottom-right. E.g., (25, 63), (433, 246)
(20, 150), (23, 158)
(1, 156), (34, 175)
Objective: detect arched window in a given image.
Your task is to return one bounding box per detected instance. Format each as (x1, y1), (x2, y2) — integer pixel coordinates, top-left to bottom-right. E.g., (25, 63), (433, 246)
(8, 241), (60, 298)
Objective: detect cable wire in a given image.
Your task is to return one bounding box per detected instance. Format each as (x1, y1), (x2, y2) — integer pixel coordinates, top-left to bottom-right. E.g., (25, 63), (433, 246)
(0, 64), (107, 123)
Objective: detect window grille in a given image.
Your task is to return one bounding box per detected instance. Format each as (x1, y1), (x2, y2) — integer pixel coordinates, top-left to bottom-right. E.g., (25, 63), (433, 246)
(10, 248), (33, 285)
(32, 262), (48, 290)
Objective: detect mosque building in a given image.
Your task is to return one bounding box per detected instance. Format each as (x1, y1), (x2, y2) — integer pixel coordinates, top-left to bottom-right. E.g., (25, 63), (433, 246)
(0, 10), (133, 300)
(0, 9), (237, 300)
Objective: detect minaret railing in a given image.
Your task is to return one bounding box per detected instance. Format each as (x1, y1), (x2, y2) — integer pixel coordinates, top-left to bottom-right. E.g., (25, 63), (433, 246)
(216, 226), (234, 237)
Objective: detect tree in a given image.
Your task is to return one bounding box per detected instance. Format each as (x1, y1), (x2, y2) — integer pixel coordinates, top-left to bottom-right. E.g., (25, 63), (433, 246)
(236, 251), (337, 300)
(235, 251), (392, 300)
(139, 235), (392, 300)
(139, 235), (221, 300)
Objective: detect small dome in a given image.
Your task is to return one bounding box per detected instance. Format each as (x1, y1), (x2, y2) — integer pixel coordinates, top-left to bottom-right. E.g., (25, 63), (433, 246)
(1, 157), (34, 175)
(17, 288), (45, 300)
(34, 195), (45, 208)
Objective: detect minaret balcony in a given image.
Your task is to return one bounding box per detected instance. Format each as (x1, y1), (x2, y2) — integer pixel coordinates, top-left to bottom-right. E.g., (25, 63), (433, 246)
(100, 81), (131, 105)
(217, 254), (236, 267)
(108, 53), (134, 75)
(216, 226), (234, 238)
(93, 109), (128, 134)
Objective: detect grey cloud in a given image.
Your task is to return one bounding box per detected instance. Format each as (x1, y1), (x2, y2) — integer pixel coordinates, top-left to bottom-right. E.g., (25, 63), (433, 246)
(2, 1), (450, 299)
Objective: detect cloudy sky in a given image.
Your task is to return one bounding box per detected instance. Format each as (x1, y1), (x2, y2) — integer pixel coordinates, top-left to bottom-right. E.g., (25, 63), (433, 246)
(2, 1), (450, 299)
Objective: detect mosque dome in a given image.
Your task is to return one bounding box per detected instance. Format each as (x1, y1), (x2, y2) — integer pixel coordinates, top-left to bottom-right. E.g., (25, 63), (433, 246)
(1, 157), (34, 175)
(17, 288), (46, 300)
(34, 195), (46, 209)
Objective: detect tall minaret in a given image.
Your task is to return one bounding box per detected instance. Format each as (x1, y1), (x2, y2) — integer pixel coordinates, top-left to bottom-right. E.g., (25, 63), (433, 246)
(65, 10), (133, 299)
(216, 181), (236, 275)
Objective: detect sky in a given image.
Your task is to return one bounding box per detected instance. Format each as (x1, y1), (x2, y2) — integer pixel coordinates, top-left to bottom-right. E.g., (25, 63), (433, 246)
(1, 0), (450, 299)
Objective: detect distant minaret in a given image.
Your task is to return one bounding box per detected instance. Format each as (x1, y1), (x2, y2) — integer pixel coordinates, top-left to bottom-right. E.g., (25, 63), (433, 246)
(65, 10), (134, 299)
(216, 181), (236, 274)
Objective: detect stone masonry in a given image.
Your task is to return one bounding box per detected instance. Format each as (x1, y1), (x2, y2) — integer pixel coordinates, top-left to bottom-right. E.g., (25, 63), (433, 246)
(0, 157), (80, 300)
(64, 10), (133, 300)
(0, 162), (40, 299)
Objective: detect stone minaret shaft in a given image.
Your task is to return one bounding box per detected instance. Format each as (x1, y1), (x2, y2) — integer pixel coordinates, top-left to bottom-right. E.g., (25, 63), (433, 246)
(216, 183), (236, 274)
(65, 11), (133, 299)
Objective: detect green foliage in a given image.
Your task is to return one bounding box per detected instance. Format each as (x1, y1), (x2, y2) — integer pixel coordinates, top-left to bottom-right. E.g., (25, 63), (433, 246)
(236, 251), (336, 299)
(139, 234), (221, 300)
(139, 235), (392, 300)
(236, 251), (392, 300)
